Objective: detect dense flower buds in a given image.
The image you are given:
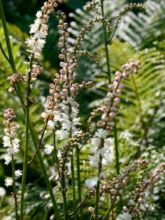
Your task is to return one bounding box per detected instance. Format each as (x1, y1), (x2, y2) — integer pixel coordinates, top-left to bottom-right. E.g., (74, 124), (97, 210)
(87, 60), (140, 172)
(26, 0), (64, 59)
(97, 59), (140, 130)
(3, 109), (20, 163)
(3, 108), (15, 121)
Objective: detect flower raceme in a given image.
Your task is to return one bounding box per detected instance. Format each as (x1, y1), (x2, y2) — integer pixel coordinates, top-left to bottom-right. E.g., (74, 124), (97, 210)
(26, 0), (64, 59)
(2, 108), (22, 188)
(87, 59), (140, 171)
(96, 59), (140, 131)
(3, 108), (20, 161)
(41, 12), (92, 138)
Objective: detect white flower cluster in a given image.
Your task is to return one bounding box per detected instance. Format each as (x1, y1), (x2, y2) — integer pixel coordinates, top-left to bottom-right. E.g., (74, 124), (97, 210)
(89, 129), (113, 167)
(3, 136), (20, 156)
(116, 212), (132, 220)
(85, 176), (98, 188)
(5, 177), (13, 187)
(44, 144), (54, 155)
(4, 172), (23, 187)
(49, 96), (81, 140)
(26, 0), (64, 59)
(0, 187), (6, 198)
(2, 109), (22, 187)
(2, 109), (20, 165)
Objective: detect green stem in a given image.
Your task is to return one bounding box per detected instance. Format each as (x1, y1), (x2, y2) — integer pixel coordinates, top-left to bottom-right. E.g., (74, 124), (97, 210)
(61, 35), (74, 220)
(71, 151), (76, 220)
(29, 124), (61, 219)
(69, 197), (87, 217)
(100, 0), (120, 175)
(53, 130), (59, 167)
(11, 155), (19, 220)
(0, 42), (10, 62)
(76, 146), (82, 218)
(0, 0), (16, 72)
(95, 154), (102, 220)
(100, 0), (111, 84)
(0, 0), (25, 108)
(61, 161), (68, 220)
(114, 121), (120, 174)
(20, 55), (33, 220)
(28, 120), (48, 165)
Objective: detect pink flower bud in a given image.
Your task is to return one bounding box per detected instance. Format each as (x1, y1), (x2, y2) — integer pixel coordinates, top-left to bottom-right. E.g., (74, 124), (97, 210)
(110, 189), (117, 195)
(114, 97), (120, 104)
(4, 108), (15, 120)
(97, 120), (105, 127)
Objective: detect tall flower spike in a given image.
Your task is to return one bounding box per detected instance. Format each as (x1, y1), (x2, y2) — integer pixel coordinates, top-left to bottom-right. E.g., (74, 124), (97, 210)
(41, 11), (81, 139)
(88, 59), (140, 169)
(26, 0), (64, 59)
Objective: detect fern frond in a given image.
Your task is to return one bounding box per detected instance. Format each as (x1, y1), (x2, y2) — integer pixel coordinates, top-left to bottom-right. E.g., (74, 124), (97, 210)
(94, 40), (165, 148)
(117, 0), (165, 49)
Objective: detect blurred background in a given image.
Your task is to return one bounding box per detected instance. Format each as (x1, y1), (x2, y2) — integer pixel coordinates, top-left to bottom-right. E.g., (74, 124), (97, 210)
(3, 0), (146, 67)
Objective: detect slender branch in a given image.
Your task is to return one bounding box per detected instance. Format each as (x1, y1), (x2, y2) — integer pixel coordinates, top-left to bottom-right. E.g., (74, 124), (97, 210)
(93, 3), (113, 216)
(7, 130), (19, 220)
(0, 42), (10, 62)
(13, 84), (25, 108)
(104, 194), (117, 220)
(71, 151), (76, 220)
(0, 0), (16, 72)
(29, 123), (61, 219)
(95, 153), (102, 219)
(20, 55), (34, 220)
(28, 120), (48, 165)
(114, 121), (120, 174)
(76, 146), (82, 218)
(62, 30), (76, 219)
(0, 0), (25, 108)
(11, 154), (19, 220)
(69, 197), (87, 217)
(53, 130), (60, 168)
(100, 0), (120, 176)
(100, 0), (111, 84)
(61, 158), (68, 220)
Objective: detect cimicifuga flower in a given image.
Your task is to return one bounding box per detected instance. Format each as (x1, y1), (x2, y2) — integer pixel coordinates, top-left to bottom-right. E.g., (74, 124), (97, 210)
(89, 131), (113, 167)
(5, 177), (13, 187)
(3, 108), (20, 159)
(85, 177), (98, 188)
(44, 144), (54, 155)
(41, 12), (82, 140)
(15, 170), (22, 178)
(116, 212), (132, 220)
(26, 0), (64, 59)
(88, 60), (140, 180)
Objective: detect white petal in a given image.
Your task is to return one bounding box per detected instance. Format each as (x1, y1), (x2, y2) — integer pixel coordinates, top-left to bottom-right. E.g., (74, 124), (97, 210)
(85, 177), (98, 188)
(44, 144), (54, 155)
(5, 177), (13, 187)
(15, 170), (22, 178)
(0, 187), (6, 198)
